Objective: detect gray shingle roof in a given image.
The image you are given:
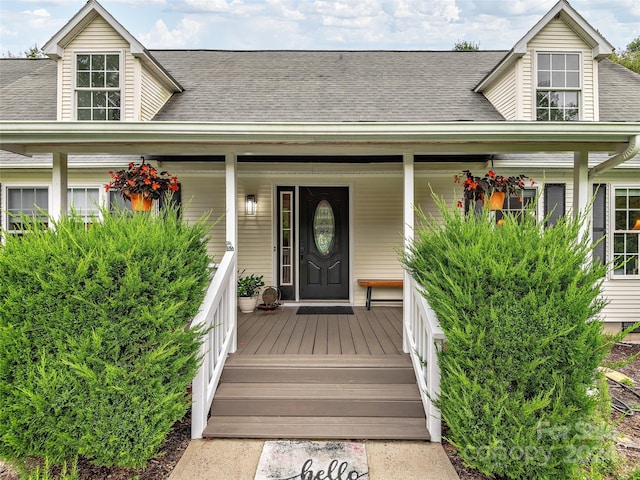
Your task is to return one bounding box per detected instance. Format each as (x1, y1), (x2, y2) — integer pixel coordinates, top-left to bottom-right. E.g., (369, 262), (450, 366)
(0, 59), (57, 120)
(598, 58), (640, 122)
(1, 52), (639, 123)
(150, 50), (507, 122)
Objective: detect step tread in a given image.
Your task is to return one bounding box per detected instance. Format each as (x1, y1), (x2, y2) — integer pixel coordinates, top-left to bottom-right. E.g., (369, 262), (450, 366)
(203, 416), (430, 440)
(214, 383), (421, 400)
(225, 354), (412, 368)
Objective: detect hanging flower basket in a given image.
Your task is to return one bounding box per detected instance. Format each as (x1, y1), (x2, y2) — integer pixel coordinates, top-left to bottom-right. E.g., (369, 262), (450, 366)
(104, 158), (180, 210)
(488, 191), (506, 210)
(130, 192), (153, 212)
(455, 170), (533, 212)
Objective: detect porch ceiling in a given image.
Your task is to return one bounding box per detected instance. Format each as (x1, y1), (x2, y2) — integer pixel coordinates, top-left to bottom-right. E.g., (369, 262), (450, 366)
(1, 121), (639, 160)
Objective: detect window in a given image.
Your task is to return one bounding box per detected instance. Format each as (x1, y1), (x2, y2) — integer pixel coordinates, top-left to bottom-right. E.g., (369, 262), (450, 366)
(496, 188), (537, 223)
(613, 188), (640, 277)
(68, 187), (100, 224)
(76, 53), (121, 121)
(6, 187), (49, 234)
(280, 191), (293, 286)
(536, 53), (580, 121)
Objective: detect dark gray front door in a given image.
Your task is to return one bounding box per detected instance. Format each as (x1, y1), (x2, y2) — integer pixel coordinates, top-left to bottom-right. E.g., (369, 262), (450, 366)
(299, 187), (349, 300)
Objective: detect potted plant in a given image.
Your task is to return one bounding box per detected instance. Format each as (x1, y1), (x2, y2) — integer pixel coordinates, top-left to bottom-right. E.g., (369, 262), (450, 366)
(105, 158), (180, 212)
(454, 169), (533, 211)
(237, 271), (265, 313)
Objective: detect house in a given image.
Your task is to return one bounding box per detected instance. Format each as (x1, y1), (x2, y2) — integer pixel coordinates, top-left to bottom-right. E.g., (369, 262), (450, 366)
(1, 0), (639, 441)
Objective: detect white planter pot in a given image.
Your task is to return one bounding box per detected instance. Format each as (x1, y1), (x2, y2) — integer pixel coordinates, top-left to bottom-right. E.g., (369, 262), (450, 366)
(238, 296), (258, 313)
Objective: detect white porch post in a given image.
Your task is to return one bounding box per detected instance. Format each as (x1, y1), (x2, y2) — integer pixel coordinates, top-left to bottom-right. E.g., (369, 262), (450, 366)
(225, 152), (238, 353)
(573, 151), (590, 242)
(50, 152), (68, 222)
(403, 151), (414, 354)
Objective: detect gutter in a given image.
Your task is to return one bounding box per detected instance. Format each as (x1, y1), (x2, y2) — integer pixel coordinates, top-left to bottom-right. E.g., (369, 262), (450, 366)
(589, 135), (640, 180)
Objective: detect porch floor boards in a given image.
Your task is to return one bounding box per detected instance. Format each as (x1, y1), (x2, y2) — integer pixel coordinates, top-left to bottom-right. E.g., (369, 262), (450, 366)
(204, 306), (429, 440)
(236, 306), (404, 356)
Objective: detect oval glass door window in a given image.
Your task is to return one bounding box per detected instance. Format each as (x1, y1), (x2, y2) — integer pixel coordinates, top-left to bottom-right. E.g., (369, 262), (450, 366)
(313, 200), (335, 255)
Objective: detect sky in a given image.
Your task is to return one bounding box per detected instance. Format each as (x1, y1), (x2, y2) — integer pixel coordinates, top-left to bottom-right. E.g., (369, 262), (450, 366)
(0, 0), (638, 56)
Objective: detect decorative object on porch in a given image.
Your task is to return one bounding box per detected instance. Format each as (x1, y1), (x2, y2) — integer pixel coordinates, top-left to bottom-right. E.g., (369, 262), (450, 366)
(104, 157), (180, 211)
(237, 271), (265, 313)
(455, 169), (533, 211)
(254, 440), (368, 480)
(296, 306), (354, 315)
(257, 286), (281, 310)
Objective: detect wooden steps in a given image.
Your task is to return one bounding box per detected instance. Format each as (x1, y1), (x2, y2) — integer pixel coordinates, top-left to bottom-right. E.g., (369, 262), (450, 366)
(203, 354), (429, 440)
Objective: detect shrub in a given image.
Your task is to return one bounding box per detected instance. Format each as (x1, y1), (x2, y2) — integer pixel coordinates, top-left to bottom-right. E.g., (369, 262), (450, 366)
(0, 207), (212, 469)
(402, 196), (619, 479)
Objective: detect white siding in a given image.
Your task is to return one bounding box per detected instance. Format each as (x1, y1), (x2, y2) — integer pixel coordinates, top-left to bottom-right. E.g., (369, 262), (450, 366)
(140, 67), (172, 121)
(3, 161), (637, 320)
(484, 67), (517, 120)
(60, 15), (134, 121)
(523, 18), (596, 121)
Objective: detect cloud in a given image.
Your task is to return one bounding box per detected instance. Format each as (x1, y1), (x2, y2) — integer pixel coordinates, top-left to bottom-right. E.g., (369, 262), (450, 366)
(139, 17), (204, 47)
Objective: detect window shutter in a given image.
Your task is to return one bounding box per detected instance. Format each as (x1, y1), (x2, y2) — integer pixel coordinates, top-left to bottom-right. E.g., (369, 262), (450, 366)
(592, 184), (607, 265)
(544, 183), (566, 227)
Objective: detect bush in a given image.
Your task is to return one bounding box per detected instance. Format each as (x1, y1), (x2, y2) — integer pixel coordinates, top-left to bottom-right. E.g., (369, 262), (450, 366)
(0, 207), (212, 469)
(402, 197), (618, 479)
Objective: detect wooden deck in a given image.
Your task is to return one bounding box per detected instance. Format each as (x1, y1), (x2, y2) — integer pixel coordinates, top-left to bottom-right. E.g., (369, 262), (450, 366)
(236, 306), (404, 356)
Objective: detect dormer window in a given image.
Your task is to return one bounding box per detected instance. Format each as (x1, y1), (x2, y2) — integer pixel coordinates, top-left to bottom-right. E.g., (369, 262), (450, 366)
(536, 53), (580, 121)
(76, 53), (121, 121)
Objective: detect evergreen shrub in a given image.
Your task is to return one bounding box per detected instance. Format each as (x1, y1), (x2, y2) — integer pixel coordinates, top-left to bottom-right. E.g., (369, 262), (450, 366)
(0, 207), (212, 469)
(402, 197), (619, 479)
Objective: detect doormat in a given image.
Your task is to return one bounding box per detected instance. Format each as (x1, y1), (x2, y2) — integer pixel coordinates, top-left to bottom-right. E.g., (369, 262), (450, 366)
(254, 440), (368, 480)
(297, 306), (354, 315)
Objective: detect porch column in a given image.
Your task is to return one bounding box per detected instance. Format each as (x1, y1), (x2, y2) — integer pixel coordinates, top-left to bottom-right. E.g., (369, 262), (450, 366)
(50, 152), (68, 222)
(403, 151), (414, 354)
(225, 152), (238, 353)
(573, 151), (590, 242)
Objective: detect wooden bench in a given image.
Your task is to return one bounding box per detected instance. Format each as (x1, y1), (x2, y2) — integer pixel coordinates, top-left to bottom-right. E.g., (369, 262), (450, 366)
(358, 279), (404, 310)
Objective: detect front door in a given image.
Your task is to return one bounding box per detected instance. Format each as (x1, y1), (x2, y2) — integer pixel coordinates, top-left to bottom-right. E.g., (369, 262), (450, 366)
(299, 187), (349, 300)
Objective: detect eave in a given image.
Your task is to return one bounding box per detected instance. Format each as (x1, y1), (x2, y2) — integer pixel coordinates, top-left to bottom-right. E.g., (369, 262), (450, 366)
(0, 121), (638, 158)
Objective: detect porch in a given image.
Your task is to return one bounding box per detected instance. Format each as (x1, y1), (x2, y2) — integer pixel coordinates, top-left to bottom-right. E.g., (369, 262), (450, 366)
(202, 305), (432, 440)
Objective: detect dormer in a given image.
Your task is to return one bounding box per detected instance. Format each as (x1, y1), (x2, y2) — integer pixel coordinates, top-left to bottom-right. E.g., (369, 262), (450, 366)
(475, 0), (614, 122)
(42, 0), (182, 122)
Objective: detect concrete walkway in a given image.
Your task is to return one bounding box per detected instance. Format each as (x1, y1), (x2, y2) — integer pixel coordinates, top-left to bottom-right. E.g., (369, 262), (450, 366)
(168, 439), (460, 480)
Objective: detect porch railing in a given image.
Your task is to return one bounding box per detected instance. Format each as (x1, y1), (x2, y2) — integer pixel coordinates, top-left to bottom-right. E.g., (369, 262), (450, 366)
(405, 276), (446, 442)
(190, 248), (237, 439)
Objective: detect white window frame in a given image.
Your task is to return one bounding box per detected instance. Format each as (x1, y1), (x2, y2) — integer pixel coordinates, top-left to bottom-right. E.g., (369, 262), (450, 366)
(2, 184), (112, 236)
(74, 51), (123, 122)
(67, 185), (105, 225)
(534, 51), (582, 122)
(610, 185), (640, 279)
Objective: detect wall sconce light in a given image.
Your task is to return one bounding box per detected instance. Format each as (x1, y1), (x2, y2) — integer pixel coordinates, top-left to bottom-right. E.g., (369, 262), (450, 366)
(632, 219), (640, 230)
(245, 194), (257, 216)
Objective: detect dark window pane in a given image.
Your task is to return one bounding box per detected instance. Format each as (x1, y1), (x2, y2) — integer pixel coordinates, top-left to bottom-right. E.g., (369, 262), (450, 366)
(77, 91), (91, 107)
(77, 109), (92, 120)
(91, 54), (105, 70)
(77, 55), (90, 70)
(566, 72), (579, 88)
(77, 72), (90, 88)
(107, 91), (120, 107)
(616, 211), (627, 230)
(91, 72), (105, 88)
(106, 72), (119, 88)
(108, 109), (120, 121)
(106, 55), (119, 71)
(93, 108), (106, 121)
